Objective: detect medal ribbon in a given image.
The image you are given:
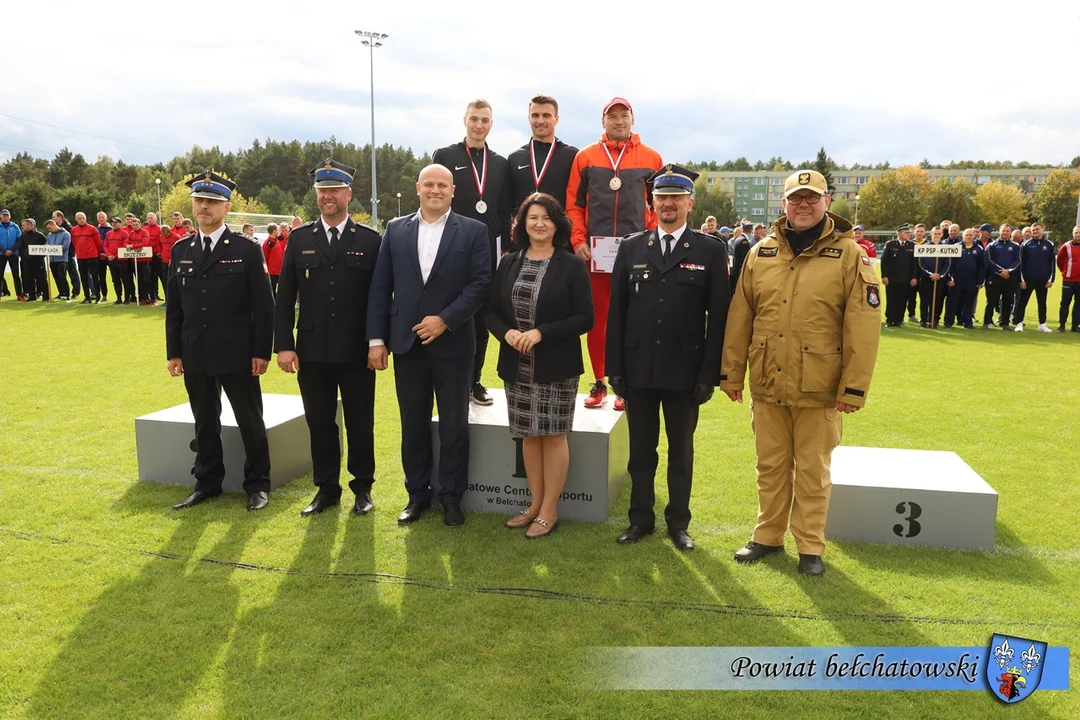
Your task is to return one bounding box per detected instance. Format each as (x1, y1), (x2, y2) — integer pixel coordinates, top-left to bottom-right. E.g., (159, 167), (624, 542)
(602, 141), (628, 180)
(466, 139), (488, 200)
(530, 138), (556, 189)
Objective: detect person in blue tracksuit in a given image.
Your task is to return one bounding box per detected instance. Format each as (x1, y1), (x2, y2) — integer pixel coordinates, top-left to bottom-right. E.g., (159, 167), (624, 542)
(945, 228), (985, 329)
(44, 219), (72, 300)
(0, 208), (23, 300)
(983, 224), (1021, 329)
(1012, 223), (1056, 332)
(918, 225), (952, 327)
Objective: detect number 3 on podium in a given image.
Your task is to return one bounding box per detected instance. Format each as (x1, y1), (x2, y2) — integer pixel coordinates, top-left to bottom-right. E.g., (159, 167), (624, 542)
(893, 501), (922, 538)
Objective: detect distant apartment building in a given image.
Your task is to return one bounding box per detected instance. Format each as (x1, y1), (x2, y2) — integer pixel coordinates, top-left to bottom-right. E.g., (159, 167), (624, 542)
(702, 168), (1051, 223)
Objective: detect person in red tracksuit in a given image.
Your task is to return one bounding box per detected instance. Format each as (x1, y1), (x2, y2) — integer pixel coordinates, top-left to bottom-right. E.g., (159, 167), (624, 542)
(566, 96), (662, 411)
(262, 222), (286, 294)
(145, 213), (164, 301)
(104, 217), (135, 304)
(158, 224), (180, 305)
(1057, 225), (1080, 332)
(71, 212), (104, 303)
(126, 218), (154, 304)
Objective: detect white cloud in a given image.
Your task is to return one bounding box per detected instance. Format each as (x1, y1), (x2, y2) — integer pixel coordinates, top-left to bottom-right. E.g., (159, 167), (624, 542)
(4, 0), (1080, 168)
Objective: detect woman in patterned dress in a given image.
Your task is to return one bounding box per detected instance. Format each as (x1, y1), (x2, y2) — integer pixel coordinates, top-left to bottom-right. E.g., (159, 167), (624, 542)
(485, 193), (594, 538)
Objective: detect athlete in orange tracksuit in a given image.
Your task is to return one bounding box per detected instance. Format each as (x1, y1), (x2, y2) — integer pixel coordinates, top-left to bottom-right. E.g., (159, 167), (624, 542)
(566, 97), (662, 410)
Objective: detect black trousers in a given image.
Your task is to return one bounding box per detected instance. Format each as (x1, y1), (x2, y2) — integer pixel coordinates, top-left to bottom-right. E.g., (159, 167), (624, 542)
(158, 263), (169, 302)
(918, 278), (948, 326)
(0, 254), (22, 297)
(109, 260), (135, 300)
(297, 360), (376, 497)
(983, 276), (1017, 325)
(1012, 283), (1049, 325)
(472, 314), (488, 384)
(884, 281), (910, 325)
(268, 275), (279, 295)
(393, 345), (471, 504)
(150, 256), (164, 299)
(947, 285), (978, 328)
(66, 256), (80, 297)
(135, 262), (152, 301)
(21, 257), (47, 299)
(183, 371), (270, 494)
(624, 385), (699, 531)
(96, 256), (110, 298)
(78, 258), (99, 299)
(50, 262), (70, 297)
(906, 282), (918, 317)
(1061, 282), (1080, 330)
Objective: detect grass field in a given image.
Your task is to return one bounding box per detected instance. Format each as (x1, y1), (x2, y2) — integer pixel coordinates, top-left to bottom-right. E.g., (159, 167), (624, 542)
(1, 272), (1078, 719)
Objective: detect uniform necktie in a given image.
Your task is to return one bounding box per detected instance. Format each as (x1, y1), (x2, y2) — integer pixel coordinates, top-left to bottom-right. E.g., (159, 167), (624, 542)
(662, 234), (674, 262)
(203, 235), (212, 258)
(330, 226), (339, 248)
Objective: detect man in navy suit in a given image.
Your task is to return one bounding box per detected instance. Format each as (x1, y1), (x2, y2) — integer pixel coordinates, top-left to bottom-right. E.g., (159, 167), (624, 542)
(367, 164), (492, 526)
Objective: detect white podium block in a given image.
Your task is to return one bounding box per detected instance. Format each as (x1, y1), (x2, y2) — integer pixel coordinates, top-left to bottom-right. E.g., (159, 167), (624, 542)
(135, 393), (339, 491)
(431, 388), (628, 522)
(825, 446), (998, 550)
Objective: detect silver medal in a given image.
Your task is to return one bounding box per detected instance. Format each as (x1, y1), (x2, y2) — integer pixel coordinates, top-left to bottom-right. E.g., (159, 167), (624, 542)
(475, 200), (488, 214)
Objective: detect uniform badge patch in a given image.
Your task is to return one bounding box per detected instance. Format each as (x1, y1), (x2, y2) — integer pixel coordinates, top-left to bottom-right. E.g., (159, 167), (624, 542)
(758, 247), (779, 257)
(867, 285), (881, 308)
(302, 249), (316, 255)
(798, 172), (811, 185)
(861, 256), (872, 266)
(821, 247), (842, 258)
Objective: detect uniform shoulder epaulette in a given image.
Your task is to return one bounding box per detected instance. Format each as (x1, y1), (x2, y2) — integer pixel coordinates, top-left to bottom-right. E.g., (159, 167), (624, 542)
(621, 229), (650, 241)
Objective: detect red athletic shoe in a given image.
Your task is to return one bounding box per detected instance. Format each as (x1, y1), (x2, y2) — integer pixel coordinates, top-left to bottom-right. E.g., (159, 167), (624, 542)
(583, 381), (607, 409)
(16, 296), (27, 301)
(613, 396), (626, 411)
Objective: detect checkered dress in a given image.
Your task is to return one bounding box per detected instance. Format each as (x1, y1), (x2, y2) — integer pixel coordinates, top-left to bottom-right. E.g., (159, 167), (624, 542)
(505, 256), (579, 437)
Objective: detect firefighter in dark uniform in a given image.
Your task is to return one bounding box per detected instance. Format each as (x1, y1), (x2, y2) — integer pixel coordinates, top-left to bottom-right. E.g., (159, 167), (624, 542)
(166, 171), (275, 512)
(606, 164), (730, 551)
(274, 159), (382, 517)
(880, 224), (917, 327)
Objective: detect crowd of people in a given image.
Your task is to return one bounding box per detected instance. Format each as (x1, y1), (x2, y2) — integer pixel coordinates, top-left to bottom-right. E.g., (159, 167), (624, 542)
(877, 220), (1080, 332)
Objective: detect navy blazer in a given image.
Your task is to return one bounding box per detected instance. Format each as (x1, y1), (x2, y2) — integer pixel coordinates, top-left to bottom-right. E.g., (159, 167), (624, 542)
(366, 211), (491, 359)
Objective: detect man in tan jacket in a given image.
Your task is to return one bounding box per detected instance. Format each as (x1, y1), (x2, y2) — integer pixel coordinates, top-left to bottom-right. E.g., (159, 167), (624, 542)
(720, 170), (881, 576)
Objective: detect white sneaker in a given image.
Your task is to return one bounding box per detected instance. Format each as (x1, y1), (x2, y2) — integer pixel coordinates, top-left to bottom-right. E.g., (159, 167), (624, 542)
(1037, 323), (1052, 333)
(1014, 322), (1024, 332)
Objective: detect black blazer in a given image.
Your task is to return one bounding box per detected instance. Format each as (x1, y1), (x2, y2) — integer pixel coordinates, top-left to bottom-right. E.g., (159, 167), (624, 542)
(485, 248), (593, 385)
(166, 226), (275, 375)
(273, 218), (382, 363)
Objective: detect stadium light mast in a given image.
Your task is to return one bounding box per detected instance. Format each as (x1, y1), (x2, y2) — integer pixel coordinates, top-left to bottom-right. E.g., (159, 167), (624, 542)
(356, 30), (388, 229)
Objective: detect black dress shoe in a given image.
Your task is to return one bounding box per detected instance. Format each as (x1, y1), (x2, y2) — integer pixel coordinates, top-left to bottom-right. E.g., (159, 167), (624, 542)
(734, 541), (784, 563)
(247, 491), (269, 511)
(443, 503), (465, 527)
(616, 524), (654, 544)
(668, 529), (695, 551)
(301, 492), (340, 517)
(798, 554), (825, 576)
(352, 492), (374, 516)
(397, 500), (430, 525)
(173, 489), (221, 510)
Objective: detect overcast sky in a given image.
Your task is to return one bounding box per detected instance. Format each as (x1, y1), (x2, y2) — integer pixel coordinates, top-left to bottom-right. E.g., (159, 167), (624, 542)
(4, 0), (1079, 170)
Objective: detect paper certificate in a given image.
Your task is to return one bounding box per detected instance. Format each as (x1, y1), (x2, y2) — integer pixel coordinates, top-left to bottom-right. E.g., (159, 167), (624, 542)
(590, 236), (621, 274)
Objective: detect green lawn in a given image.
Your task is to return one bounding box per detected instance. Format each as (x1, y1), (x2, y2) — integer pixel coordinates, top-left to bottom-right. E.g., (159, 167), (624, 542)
(1, 275), (1078, 719)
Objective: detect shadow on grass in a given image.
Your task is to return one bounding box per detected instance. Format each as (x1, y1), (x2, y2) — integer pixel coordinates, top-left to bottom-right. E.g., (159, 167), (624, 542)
(833, 521), (1056, 587)
(27, 506), (269, 718)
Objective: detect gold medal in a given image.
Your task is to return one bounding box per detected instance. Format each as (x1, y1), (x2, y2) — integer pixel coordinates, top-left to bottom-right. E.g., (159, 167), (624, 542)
(609, 177), (622, 191)
(475, 200), (488, 214)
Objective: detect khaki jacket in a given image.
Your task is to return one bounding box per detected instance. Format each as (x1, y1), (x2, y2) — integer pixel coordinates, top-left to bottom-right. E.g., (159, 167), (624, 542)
(720, 212), (881, 408)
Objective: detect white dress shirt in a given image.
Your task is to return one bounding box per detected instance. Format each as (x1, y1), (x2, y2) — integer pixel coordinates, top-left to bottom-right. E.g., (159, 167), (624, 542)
(321, 216), (348, 240)
(200, 224), (228, 252)
(658, 223), (688, 255)
(418, 208), (450, 283)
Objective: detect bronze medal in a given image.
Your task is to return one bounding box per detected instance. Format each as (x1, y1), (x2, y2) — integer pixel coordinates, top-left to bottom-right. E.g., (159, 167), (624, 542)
(609, 177), (622, 191)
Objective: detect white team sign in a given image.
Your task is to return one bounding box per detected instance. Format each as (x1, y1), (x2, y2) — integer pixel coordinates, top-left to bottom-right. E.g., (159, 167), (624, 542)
(27, 245), (64, 257)
(914, 244), (962, 258)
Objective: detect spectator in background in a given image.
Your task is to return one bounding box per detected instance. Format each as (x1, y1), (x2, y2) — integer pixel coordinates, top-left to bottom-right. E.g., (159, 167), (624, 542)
(918, 225), (951, 328)
(182, 219), (195, 236)
(978, 222), (994, 249)
(880, 223), (917, 327)
(19, 219), (48, 300)
(52, 211), (80, 297)
(241, 223), (255, 238)
(853, 224), (876, 258)
(0, 209), (22, 301)
(752, 223), (767, 245)
(907, 223), (927, 322)
(945, 223), (962, 244)
(1022, 226), (1033, 242)
(718, 225), (732, 244)
(44, 219), (72, 300)
(945, 228), (985, 329)
(126, 217), (153, 305)
(701, 216), (719, 237)
(170, 212), (187, 238)
(1013, 223), (1055, 332)
(104, 217), (135, 304)
(71, 212), (102, 303)
(730, 221), (751, 293)
(1056, 226), (1080, 332)
(145, 213), (164, 301)
(983, 223), (1020, 329)
(158, 224), (180, 306)
(262, 222), (285, 294)
(279, 223), (291, 245)
(291, 216), (303, 229)
(95, 212), (111, 302)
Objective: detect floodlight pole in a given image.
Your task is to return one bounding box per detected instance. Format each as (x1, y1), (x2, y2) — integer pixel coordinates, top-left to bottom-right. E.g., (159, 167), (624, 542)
(356, 30), (388, 229)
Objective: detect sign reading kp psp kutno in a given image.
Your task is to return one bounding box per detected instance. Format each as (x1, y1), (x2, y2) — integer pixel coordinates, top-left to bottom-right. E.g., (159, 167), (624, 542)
(914, 244), (962, 258)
